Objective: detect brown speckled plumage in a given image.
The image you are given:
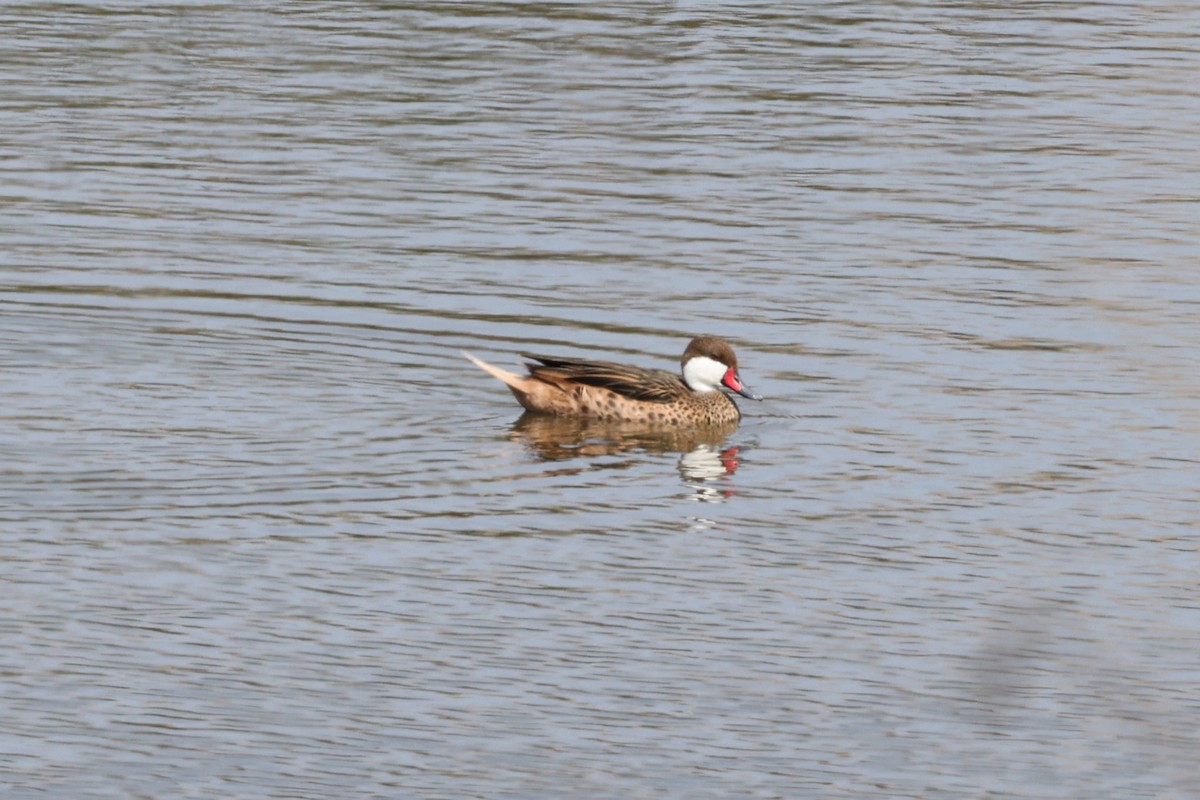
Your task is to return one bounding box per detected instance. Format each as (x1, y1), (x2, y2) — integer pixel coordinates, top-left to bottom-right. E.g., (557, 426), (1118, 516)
(464, 336), (761, 426)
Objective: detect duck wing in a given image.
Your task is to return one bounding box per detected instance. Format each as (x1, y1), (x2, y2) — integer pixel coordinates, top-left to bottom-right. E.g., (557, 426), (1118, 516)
(522, 354), (687, 403)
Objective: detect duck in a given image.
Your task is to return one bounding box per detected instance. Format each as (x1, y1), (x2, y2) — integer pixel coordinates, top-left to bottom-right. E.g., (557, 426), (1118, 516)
(464, 336), (762, 425)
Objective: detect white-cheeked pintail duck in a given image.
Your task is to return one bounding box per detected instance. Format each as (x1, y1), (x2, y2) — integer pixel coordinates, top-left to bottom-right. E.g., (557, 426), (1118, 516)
(464, 336), (762, 425)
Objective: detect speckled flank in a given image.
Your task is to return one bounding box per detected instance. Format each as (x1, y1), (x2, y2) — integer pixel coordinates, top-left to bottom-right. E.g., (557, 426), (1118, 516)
(464, 337), (755, 426)
(553, 382), (741, 425)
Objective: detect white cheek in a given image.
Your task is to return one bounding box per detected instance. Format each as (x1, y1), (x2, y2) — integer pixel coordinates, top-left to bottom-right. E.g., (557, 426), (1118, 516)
(683, 356), (728, 392)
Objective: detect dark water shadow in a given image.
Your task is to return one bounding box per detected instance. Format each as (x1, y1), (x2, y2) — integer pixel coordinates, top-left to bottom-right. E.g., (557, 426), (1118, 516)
(507, 413), (746, 480)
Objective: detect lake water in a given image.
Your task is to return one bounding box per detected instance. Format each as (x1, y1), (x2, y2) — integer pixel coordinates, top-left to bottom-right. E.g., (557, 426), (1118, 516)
(2, 2), (1199, 798)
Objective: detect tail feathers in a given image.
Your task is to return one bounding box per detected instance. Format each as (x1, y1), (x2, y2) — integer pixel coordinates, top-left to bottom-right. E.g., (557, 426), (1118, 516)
(463, 351), (533, 404)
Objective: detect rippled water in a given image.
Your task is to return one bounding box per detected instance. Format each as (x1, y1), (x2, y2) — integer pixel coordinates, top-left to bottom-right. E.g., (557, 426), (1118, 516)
(3, 2), (1199, 798)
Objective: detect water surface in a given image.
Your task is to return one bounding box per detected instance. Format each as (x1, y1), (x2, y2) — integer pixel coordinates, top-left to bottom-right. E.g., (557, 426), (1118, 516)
(2, 2), (1199, 798)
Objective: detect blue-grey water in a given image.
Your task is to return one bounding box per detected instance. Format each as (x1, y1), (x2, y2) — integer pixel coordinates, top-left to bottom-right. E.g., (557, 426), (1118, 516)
(2, 3), (1199, 798)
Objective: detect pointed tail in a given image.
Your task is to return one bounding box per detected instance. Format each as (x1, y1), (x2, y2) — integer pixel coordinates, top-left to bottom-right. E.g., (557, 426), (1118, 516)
(463, 350), (539, 407)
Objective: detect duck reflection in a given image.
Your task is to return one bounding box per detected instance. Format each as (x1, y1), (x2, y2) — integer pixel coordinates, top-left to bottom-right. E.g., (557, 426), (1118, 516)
(508, 413), (745, 481)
